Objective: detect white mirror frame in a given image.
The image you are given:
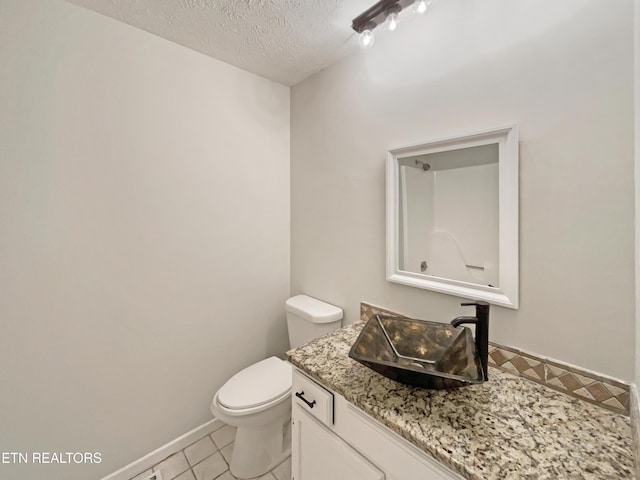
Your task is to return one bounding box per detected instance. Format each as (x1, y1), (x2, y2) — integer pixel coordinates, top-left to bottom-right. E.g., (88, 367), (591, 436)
(386, 125), (519, 309)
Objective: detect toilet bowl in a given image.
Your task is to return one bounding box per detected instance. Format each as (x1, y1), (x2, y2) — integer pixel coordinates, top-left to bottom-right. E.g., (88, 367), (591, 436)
(210, 357), (292, 479)
(210, 295), (343, 479)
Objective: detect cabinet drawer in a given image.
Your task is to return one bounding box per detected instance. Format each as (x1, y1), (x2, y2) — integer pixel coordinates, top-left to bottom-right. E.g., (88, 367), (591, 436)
(292, 369), (333, 426)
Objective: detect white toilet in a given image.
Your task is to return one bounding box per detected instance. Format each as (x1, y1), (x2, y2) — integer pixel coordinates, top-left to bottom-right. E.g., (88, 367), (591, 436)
(210, 295), (343, 479)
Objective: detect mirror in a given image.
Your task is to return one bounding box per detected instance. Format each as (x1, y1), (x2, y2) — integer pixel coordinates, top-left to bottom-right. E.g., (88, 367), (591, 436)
(386, 126), (519, 309)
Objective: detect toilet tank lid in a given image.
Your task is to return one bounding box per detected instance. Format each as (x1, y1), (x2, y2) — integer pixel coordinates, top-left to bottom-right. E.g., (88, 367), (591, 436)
(285, 295), (343, 323)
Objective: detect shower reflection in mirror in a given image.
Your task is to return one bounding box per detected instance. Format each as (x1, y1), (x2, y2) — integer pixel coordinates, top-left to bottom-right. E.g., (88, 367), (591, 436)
(397, 144), (499, 287)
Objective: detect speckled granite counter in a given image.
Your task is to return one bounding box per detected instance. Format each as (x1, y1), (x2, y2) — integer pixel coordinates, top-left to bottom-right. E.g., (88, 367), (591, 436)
(286, 322), (634, 480)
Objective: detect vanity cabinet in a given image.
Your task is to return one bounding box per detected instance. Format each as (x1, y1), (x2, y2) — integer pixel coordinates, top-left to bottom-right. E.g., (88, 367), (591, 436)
(291, 368), (464, 480)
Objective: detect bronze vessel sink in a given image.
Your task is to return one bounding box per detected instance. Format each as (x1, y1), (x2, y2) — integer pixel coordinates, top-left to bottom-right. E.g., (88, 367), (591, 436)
(348, 302), (489, 389)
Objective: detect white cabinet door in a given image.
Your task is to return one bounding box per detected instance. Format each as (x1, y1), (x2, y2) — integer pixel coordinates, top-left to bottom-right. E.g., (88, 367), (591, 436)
(292, 407), (384, 480)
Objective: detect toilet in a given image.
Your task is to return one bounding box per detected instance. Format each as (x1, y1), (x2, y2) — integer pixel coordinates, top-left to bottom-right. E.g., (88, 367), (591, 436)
(210, 294), (343, 479)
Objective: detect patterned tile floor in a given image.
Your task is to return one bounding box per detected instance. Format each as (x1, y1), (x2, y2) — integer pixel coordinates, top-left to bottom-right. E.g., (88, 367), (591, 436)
(128, 424), (291, 480)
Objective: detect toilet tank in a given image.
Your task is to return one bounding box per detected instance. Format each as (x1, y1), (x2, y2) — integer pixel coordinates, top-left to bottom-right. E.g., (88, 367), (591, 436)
(285, 295), (343, 348)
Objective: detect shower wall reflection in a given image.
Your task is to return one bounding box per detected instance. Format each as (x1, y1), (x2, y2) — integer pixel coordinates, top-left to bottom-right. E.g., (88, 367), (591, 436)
(398, 144), (499, 287)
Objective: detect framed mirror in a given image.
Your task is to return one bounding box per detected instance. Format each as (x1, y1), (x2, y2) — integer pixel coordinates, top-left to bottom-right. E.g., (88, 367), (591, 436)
(386, 125), (519, 309)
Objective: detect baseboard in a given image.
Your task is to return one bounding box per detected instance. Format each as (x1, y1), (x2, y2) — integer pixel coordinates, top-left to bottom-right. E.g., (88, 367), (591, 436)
(631, 385), (640, 478)
(100, 418), (224, 480)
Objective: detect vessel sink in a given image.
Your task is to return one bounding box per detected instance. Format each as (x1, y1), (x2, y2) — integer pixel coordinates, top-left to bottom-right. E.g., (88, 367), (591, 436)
(348, 313), (486, 389)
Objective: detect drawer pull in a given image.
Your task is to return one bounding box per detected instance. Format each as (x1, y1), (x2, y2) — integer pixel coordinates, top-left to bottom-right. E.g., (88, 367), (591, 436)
(295, 390), (316, 409)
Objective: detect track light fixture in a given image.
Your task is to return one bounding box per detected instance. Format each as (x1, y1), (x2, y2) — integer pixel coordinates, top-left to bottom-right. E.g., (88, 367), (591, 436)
(352, 0), (431, 48)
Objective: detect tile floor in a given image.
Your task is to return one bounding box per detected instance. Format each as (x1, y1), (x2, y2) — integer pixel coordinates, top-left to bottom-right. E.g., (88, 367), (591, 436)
(128, 424), (291, 480)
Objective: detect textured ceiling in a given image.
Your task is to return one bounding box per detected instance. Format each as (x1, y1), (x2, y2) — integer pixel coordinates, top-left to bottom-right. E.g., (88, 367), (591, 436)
(66, 0), (374, 86)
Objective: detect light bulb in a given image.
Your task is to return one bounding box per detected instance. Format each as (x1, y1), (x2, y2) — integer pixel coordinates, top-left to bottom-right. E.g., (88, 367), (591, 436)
(387, 12), (398, 31)
(416, 0), (431, 14)
(359, 29), (375, 48)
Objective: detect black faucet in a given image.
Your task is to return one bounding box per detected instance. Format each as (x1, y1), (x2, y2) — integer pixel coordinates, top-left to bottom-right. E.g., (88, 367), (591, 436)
(450, 301), (490, 381)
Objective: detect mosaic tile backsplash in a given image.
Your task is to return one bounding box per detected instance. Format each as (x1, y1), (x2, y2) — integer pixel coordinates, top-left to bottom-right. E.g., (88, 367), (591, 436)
(360, 302), (630, 415)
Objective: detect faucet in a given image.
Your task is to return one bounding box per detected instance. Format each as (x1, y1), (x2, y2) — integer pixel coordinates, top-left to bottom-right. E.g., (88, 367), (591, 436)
(450, 301), (490, 381)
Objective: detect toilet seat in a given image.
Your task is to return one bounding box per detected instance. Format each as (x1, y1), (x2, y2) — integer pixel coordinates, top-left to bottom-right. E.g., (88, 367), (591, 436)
(217, 357), (292, 412)
(214, 389), (290, 417)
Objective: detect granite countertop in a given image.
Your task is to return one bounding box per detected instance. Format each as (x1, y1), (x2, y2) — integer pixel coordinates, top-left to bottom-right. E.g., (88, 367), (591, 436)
(286, 322), (634, 480)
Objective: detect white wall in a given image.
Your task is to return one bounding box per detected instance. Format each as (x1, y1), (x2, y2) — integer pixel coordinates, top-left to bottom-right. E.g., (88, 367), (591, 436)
(0, 1), (290, 479)
(634, 0), (640, 422)
(291, 0), (635, 380)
